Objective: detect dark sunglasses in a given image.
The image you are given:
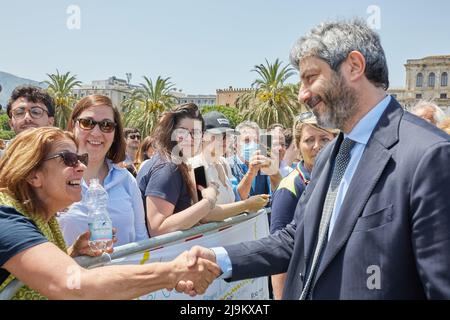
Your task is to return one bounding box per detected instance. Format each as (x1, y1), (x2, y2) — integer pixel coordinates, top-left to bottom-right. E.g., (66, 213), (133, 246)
(77, 118), (117, 133)
(128, 134), (141, 140)
(44, 151), (89, 167)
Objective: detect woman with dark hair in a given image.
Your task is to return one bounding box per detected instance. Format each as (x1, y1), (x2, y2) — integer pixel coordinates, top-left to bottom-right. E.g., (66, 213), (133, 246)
(136, 103), (218, 236)
(135, 135), (156, 172)
(58, 95), (149, 247)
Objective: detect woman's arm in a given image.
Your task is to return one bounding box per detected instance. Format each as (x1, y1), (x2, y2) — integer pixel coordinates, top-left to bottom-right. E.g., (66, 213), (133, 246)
(201, 195), (269, 222)
(3, 242), (220, 299)
(146, 196), (213, 236)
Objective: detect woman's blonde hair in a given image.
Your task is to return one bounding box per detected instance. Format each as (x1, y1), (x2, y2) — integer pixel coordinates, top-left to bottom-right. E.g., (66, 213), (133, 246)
(0, 127), (77, 216)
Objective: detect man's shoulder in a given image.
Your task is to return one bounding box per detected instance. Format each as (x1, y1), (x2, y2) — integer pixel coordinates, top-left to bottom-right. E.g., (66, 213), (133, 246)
(401, 111), (450, 146)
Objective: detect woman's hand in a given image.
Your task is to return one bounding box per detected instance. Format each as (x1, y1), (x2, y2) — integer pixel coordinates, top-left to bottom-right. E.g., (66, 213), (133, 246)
(199, 183), (218, 209)
(244, 194), (270, 212)
(68, 228), (117, 257)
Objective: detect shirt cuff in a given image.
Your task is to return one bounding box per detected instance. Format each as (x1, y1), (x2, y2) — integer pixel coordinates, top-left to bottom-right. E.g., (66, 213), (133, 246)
(211, 247), (233, 279)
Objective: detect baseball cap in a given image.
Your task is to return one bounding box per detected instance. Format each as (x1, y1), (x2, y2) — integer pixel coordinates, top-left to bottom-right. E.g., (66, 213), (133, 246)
(203, 111), (234, 134)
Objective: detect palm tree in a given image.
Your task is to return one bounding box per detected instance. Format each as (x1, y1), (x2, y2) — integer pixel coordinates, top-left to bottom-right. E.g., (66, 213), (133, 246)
(44, 70), (81, 129)
(122, 76), (177, 137)
(236, 59), (305, 129)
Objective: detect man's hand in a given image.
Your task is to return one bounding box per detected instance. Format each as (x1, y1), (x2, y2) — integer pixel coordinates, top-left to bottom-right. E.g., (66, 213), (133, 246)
(170, 248), (220, 297)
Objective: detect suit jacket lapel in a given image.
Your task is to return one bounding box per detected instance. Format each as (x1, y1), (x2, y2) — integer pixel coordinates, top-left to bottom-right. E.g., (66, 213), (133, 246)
(314, 99), (404, 282)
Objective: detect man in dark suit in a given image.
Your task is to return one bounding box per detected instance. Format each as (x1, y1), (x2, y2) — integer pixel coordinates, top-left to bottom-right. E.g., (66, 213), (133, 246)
(182, 19), (450, 299)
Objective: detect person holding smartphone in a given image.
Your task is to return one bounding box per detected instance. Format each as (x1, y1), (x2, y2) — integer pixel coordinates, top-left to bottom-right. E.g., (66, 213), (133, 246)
(189, 112), (269, 221)
(228, 121), (282, 201)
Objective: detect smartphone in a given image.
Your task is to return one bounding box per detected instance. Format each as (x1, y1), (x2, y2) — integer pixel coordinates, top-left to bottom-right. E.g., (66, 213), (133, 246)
(194, 166), (207, 200)
(259, 134), (272, 157)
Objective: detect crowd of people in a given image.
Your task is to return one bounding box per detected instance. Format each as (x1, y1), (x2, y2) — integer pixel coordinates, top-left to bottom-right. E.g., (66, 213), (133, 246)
(0, 18), (449, 300)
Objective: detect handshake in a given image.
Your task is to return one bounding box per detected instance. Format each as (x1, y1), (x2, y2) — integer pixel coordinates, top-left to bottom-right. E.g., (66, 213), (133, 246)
(168, 246), (221, 297)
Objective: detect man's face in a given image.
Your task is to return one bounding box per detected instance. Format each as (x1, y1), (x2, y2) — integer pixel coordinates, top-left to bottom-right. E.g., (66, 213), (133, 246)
(237, 127), (258, 152)
(298, 56), (359, 130)
(270, 128), (286, 162)
(9, 97), (54, 134)
(126, 132), (141, 150)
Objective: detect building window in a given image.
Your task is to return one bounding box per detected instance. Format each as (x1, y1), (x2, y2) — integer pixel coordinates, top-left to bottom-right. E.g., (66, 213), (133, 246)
(416, 94), (422, 99)
(416, 73), (423, 87)
(428, 73), (435, 87)
(441, 72), (448, 87)
(391, 94), (397, 99)
(440, 93), (447, 99)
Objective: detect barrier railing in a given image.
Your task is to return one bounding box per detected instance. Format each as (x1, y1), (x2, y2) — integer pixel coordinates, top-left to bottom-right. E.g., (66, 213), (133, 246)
(0, 208), (269, 300)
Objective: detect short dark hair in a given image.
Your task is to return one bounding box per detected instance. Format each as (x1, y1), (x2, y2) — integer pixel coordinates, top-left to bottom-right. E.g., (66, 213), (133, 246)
(124, 127), (140, 138)
(6, 86), (55, 118)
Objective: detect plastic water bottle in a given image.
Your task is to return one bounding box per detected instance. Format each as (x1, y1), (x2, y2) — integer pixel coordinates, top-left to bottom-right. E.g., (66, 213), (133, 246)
(85, 178), (113, 251)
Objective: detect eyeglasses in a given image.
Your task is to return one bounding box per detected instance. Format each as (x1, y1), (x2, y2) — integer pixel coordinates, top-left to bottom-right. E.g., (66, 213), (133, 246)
(174, 127), (203, 139)
(11, 106), (48, 119)
(44, 151), (89, 167)
(77, 118), (117, 133)
(296, 111), (317, 123)
(128, 134), (141, 140)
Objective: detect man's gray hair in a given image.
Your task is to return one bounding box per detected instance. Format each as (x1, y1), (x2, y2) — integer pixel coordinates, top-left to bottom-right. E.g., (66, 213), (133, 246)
(411, 100), (446, 124)
(290, 19), (389, 90)
(235, 120), (260, 136)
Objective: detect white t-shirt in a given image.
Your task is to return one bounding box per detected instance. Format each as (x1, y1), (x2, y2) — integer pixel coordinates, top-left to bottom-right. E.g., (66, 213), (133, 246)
(188, 155), (236, 205)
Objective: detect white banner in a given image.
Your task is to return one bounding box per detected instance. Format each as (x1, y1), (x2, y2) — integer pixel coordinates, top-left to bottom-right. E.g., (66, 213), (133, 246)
(108, 211), (270, 300)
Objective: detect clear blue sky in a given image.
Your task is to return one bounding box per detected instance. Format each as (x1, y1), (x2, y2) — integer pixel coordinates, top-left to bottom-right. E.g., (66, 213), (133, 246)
(1, 0), (449, 94)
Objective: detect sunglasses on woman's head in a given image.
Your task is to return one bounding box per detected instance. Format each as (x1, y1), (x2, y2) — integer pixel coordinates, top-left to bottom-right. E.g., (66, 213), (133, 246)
(77, 118), (117, 133)
(44, 151), (89, 167)
(296, 111), (317, 123)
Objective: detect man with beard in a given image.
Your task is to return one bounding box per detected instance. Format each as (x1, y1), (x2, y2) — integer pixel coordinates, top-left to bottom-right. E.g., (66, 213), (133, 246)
(182, 19), (450, 299)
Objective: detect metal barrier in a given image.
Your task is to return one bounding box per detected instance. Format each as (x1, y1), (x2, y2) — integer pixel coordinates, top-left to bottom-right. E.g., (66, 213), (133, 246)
(0, 208), (269, 300)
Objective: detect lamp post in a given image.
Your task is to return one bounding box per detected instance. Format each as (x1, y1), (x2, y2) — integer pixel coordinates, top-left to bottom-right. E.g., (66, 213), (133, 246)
(0, 83), (3, 111)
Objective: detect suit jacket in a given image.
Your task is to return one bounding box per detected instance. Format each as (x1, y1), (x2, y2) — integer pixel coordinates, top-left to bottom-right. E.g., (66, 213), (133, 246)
(224, 98), (450, 299)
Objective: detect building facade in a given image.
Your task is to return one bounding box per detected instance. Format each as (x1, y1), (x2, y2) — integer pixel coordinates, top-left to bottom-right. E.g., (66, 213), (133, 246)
(388, 55), (450, 115)
(176, 94), (216, 107)
(72, 76), (136, 111)
(216, 86), (253, 107)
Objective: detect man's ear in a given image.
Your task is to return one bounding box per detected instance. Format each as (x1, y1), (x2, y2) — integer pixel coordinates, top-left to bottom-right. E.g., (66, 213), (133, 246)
(48, 117), (55, 126)
(26, 170), (43, 188)
(345, 51), (366, 82)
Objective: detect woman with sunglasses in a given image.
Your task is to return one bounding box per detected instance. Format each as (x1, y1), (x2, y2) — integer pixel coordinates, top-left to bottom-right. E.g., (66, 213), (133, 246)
(136, 103), (219, 236)
(58, 95), (149, 247)
(0, 127), (220, 299)
(270, 112), (338, 299)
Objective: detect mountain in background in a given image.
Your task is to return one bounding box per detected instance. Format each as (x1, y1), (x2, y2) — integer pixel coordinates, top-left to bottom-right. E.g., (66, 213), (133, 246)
(0, 71), (44, 111)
